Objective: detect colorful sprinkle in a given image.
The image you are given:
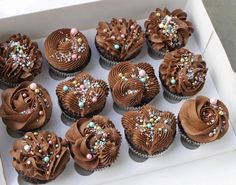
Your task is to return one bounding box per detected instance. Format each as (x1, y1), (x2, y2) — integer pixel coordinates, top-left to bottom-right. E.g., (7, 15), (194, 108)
(77, 38), (82, 43)
(88, 121), (95, 128)
(43, 156), (50, 163)
(72, 53), (77, 60)
(170, 77), (176, 85)
(92, 96), (97, 103)
(29, 83), (37, 90)
(210, 98), (217, 105)
(63, 85), (69, 92)
(86, 153), (92, 159)
(39, 111), (44, 116)
(70, 28), (78, 36)
(138, 69), (146, 77)
(79, 101), (84, 108)
(24, 145), (31, 152)
(113, 43), (120, 50)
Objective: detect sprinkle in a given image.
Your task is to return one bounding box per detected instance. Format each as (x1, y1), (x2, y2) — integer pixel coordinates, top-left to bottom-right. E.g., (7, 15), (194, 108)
(72, 80), (77, 85)
(43, 156), (50, 163)
(121, 34), (125, 38)
(77, 38), (82, 43)
(209, 132), (213, 137)
(147, 123), (152, 129)
(48, 141), (52, 144)
(138, 69), (146, 77)
(86, 153), (92, 159)
(79, 101), (84, 108)
(88, 121), (95, 128)
(111, 35), (115, 40)
(210, 98), (217, 105)
(70, 28), (78, 36)
(63, 85), (69, 92)
(24, 145), (31, 152)
(29, 83), (37, 90)
(26, 160), (31, 165)
(219, 111), (224, 115)
(140, 77), (146, 83)
(39, 111), (44, 116)
(92, 97), (97, 103)
(22, 93), (27, 98)
(72, 53), (77, 60)
(170, 77), (176, 85)
(130, 25), (135, 29)
(113, 43), (120, 50)
(55, 144), (59, 148)
(79, 84), (85, 89)
(33, 132), (38, 136)
(56, 155), (60, 158)
(34, 89), (40, 94)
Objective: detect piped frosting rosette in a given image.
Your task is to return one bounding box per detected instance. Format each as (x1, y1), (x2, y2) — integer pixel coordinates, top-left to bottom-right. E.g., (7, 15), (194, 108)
(145, 8), (194, 53)
(44, 28), (91, 74)
(10, 131), (70, 184)
(159, 48), (207, 97)
(56, 72), (109, 119)
(108, 62), (160, 109)
(65, 115), (121, 171)
(122, 104), (176, 157)
(178, 96), (229, 144)
(95, 18), (145, 62)
(0, 34), (42, 85)
(0, 81), (52, 132)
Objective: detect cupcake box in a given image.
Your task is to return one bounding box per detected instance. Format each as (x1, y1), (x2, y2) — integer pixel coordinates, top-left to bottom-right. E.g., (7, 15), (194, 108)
(1, 0), (236, 185)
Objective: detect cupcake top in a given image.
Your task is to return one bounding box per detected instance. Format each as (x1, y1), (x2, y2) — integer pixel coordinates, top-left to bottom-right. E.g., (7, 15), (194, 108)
(145, 8), (194, 53)
(56, 72), (109, 118)
(108, 62), (160, 108)
(95, 18), (145, 61)
(0, 81), (52, 132)
(44, 28), (90, 72)
(159, 48), (207, 96)
(0, 34), (43, 84)
(179, 96), (229, 143)
(122, 105), (176, 155)
(10, 131), (70, 182)
(65, 115), (121, 171)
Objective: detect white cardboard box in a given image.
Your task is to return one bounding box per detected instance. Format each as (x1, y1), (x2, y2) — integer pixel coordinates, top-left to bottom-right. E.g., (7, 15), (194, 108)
(0, 0), (236, 185)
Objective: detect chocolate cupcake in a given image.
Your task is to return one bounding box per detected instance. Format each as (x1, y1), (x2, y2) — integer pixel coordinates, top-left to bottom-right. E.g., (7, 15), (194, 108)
(0, 33), (43, 87)
(95, 18), (145, 69)
(10, 131), (70, 184)
(178, 96), (229, 149)
(122, 104), (176, 158)
(0, 81), (52, 133)
(44, 28), (91, 77)
(65, 115), (121, 171)
(108, 62), (160, 111)
(56, 72), (109, 120)
(159, 48), (207, 103)
(145, 8), (194, 59)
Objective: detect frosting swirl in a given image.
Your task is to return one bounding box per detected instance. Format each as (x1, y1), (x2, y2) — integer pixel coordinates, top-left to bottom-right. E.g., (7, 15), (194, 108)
(159, 48), (207, 96)
(108, 62), (160, 108)
(122, 105), (176, 155)
(179, 96), (229, 143)
(0, 81), (52, 131)
(44, 28), (91, 72)
(145, 8), (194, 53)
(10, 131), (70, 183)
(95, 18), (145, 61)
(0, 34), (42, 84)
(65, 115), (121, 171)
(56, 72), (109, 119)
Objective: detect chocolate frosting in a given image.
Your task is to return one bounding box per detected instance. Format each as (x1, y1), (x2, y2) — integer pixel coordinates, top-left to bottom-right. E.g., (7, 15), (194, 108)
(10, 131), (70, 182)
(159, 48), (207, 96)
(44, 28), (90, 72)
(0, 34), (42, 84)
(145, 8), (194, 53)
(56, 72), (109, 118)
(108, 62), (160, 108)
(179, 96), (229, 143)
(0, 81), (52, 131)
(95, 18), (145, 61)
(122, 105), (176, 155)
(65, 115), (121, 170)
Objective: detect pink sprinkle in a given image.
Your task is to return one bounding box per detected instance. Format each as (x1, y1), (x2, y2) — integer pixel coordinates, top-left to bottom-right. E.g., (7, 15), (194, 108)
(111, 35), (115, 40)
(29, 83), (37, 90)
(121, 34), (125, 38)
(80, 84), (84, 89)
(22, 93), (27, 98)
(92, 97), (97, 103)
(210, 98), (217, 105)
(131, 25), (135, 29)
(39, 111), (44, 116)
(70, 28), (78, 36)
(86, 153), (92, 159)
(139, 69), (146, 77)
(72, 53), (77, 60)
(49, 140), (52, 144)
(118, 19), (123, 22)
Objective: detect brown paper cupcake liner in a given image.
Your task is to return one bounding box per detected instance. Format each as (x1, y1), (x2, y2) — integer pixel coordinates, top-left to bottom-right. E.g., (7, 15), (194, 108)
(0, 79), (20, 88)
(125, 132), (175, 158)
(146, 40), (165, 59)
(17, 170), (51, 184)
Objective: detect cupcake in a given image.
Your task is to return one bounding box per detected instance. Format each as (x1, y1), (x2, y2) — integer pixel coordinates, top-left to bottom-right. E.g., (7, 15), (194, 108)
(108, 62), (160, 111)
(178, 96), (229, 149)
(10, 131), (70, 184)
(65, 115), (121, 171)
(0, 33), (43, 87)
(56, 72), (109, 120)
(0, 81), (52, 133)
(144, 8), (194, 59)
(95, 18), (145, 68)
(122, 104), (176, 157)
(44, 28), (91, 77)
(159, 48), (207, 103)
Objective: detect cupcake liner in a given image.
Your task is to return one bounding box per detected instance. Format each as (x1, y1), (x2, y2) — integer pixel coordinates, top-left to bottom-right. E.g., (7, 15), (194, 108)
(0, 79), (19, 88)
(178, 119), (205, 149)
(17, 170), (51, 184)
(113, 102), (143, 115)
(146, 40), (165, 60)
(125, 132), (175, 158)
(99, 55), (120, 69)
(48, 47), (91, 78)
(74, 162), (111, 173)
